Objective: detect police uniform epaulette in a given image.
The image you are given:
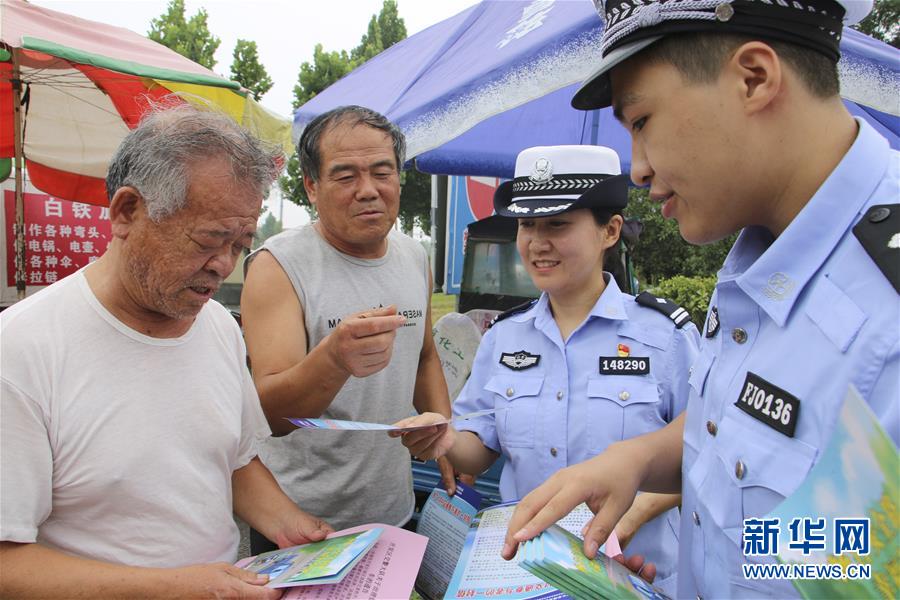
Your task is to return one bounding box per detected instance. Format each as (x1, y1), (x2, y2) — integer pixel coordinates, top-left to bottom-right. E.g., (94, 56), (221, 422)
(488, 300), (538, 329)
(635, 291), (692, 329)
(853, 204), (900, 294)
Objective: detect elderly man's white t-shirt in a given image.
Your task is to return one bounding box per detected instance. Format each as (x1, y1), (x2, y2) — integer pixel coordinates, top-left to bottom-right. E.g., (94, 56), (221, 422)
(0, 270), (269, 567)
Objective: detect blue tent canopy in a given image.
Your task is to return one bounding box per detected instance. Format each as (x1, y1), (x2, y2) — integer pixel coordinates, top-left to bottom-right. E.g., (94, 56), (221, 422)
(295, 0), (900, 179)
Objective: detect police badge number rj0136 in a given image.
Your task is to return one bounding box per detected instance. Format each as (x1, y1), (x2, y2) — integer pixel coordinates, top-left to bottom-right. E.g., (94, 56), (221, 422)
(734, 372), (801, 438)
(499, 350), (540, 371)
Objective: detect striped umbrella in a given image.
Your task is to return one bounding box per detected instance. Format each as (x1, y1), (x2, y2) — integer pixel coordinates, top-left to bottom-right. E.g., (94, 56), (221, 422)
(0, 0), (291, 297)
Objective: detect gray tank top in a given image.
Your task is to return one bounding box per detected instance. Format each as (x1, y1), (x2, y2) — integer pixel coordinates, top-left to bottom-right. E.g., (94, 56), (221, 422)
(251, 224), (427, 530)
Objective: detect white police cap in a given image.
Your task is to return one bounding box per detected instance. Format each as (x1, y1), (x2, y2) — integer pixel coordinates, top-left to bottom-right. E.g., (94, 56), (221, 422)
(493, 145), (628, 218)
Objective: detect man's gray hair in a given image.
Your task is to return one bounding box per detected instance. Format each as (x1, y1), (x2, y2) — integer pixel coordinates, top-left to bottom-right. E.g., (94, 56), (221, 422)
(297, 105), (406, 183)
(106, 101), (283, 221)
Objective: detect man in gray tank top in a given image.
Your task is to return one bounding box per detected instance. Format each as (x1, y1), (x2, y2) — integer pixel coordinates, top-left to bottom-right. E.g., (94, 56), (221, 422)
(241, 106), (455, 551)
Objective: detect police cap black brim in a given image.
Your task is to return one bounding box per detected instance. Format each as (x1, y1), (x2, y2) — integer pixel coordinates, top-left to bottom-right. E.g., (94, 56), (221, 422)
(571, 36), (660, 110)
(493, 175), (629, 218)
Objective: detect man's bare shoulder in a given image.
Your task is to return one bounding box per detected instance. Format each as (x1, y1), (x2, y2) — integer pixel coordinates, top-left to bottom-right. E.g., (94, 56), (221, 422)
(242, 250), (294, 299)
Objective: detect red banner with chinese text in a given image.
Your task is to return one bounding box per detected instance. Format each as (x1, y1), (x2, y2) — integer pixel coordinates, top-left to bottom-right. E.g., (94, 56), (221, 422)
(3, 191), (112, 287)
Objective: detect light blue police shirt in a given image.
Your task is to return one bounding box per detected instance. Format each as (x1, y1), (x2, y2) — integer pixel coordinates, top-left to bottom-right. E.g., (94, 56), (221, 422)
(678, 119), (900, 599)
(454, 274), (700, 592)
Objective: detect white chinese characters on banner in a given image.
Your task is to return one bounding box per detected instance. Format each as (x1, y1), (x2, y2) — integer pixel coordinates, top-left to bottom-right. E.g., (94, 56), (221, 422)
(3, 191), (112, 288)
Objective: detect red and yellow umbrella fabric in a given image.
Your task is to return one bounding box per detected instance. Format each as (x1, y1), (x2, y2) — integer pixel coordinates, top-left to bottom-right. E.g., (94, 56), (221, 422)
(0, 0), (291, 205)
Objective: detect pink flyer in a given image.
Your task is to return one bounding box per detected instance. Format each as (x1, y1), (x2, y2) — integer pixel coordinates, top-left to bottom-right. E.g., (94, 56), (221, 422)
(281, 524), (427, 600)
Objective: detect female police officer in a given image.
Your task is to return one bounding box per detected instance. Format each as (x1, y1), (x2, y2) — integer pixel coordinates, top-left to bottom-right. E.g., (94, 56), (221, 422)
(395, 145), (700, 593)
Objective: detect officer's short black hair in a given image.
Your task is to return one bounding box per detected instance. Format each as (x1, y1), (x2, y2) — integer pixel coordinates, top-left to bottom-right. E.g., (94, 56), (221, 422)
(639, 32), (840, 99)
(589, 206), (622, 227)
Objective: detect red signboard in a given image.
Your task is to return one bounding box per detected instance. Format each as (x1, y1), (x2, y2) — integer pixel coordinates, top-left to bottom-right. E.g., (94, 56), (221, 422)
(4, 191), (112, 287)
(465, 176), (500, 221)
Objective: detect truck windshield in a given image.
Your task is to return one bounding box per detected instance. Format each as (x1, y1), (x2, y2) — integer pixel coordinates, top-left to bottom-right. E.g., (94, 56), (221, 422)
(461, 240), (540, 298)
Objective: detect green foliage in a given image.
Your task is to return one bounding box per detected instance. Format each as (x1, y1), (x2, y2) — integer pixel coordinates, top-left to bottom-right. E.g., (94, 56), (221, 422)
(652, 275), (717, 327)
(293, 44), (354, 108)
(230, 39), (273, 101)
(624, 188), (736, 284)
(147, 0), (220, 69)
(253, 211), (283, 250)
(282, 0), (424, 225)
(851, 0), (900, 48)
(374, 0), (408, 53)
(351, 0), (407, 63)
(352, 15), (385, 63)
(400, 169), (432, 233)
(278, 153), (310, 216)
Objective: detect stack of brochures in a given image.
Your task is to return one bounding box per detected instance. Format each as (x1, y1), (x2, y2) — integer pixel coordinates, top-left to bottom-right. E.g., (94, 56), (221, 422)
(516, 524), (671, 600)
(237, 523), (428, 599)
(444, 501), (622, 600)
(241, 528), (382, 588)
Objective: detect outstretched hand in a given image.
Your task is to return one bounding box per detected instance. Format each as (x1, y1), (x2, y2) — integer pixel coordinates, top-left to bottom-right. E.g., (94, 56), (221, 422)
(501, 444), (642, 561)
(390, 412), (457, 461)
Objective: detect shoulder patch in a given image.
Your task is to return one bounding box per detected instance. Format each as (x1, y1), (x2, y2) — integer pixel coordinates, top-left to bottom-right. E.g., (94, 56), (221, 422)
(635, 291), (692, 329)
(488, 300), (537, 329)
(853, 204), (900, 294)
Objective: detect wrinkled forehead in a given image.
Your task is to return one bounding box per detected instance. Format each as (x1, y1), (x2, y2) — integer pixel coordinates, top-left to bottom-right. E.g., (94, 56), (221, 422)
(174, 178), (261, 241)
(187, 215), (258, 244)
(320, 120), (395, 160)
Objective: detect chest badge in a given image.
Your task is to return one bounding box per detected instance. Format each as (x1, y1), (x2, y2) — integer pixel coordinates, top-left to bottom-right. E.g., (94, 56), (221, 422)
(599, 354), (650, 375)
(734, 372), (801, 438)
(500, 350), (540, 371)
(617, 343), (630, 357)
(706, 306), (720, 338)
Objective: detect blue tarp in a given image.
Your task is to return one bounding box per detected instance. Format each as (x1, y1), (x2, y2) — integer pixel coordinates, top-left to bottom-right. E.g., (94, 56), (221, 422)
(295, 0), (900, 178)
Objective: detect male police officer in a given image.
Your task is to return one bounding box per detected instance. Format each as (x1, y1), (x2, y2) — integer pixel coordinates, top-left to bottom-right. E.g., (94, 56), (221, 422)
(502, 1), (899, 598)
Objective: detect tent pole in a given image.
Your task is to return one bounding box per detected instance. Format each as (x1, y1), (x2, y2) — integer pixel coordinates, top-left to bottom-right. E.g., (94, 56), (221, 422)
(11, 48), (26, 300)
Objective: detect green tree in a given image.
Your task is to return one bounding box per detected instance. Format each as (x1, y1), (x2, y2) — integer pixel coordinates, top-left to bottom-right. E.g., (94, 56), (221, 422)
(293, 44), (354, 108)
(230, 39), (273, 101)
(278, 44), (354, 213)
(351, 0), (407, 63)
(280, 1), (416, 220)
(147, 0), (220, 69)
(352, 15), (384, 63)
(374, 0), (408, 53)
(253, 211), (283, 250)
(399, 168), (431, 234)
(851, 0), (900, 48)
(624, 188), (736, 284)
